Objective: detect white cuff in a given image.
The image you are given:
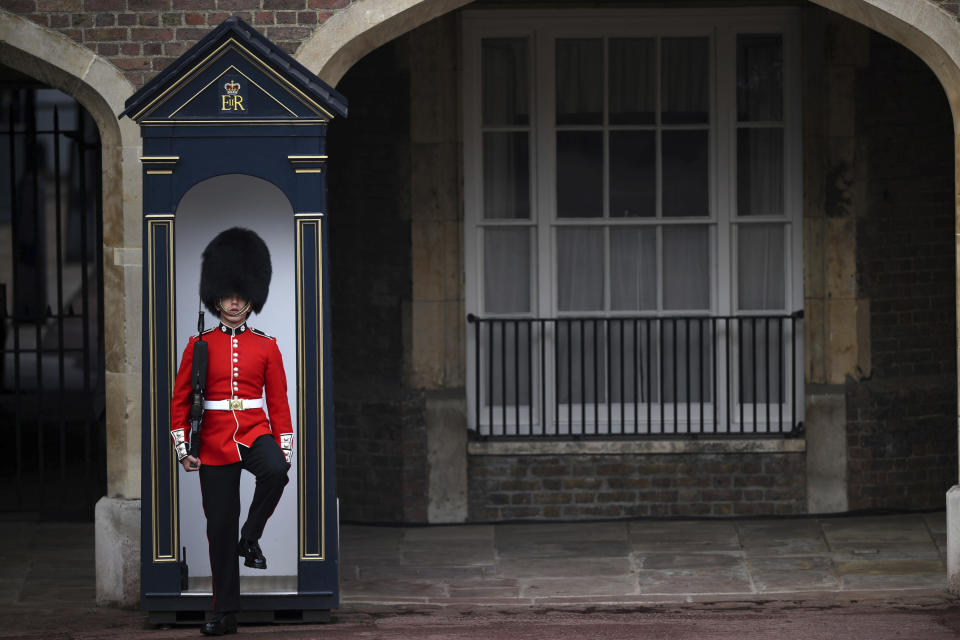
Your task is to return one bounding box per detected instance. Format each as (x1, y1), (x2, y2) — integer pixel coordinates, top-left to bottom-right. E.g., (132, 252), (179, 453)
(280, 433), (293, 464)
(171, 429), (188, 462)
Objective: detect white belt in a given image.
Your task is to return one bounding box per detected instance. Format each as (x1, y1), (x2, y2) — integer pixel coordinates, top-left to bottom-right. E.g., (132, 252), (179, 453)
(203, 398), (264, 411)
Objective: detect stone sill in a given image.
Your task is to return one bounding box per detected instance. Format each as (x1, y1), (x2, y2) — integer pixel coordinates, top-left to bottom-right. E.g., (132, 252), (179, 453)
(468, 438), (806, 456)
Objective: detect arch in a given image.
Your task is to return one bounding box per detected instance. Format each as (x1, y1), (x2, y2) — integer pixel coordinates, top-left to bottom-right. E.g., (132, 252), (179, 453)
(297, 0), (472, 87)
(810, 0), (960, 129)
(299, 0), (960, 127)
(0, 9), (142, 500)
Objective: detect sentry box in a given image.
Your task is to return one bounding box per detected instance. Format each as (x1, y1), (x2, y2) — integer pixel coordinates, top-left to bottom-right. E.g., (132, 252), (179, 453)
(120, 17), (347, 625)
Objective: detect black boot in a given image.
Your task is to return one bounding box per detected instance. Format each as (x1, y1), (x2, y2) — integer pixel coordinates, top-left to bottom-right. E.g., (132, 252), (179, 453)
(237, 537), (266, 570)
(201, 612), (237, 636)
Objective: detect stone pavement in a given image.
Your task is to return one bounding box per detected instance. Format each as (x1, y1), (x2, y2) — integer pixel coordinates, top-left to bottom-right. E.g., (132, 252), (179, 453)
(0, 511), (956, 638)
(340, 511), (950, 606)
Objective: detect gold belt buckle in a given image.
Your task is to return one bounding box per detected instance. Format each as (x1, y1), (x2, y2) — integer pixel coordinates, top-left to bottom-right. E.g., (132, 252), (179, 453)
(229, 398), (244, 410)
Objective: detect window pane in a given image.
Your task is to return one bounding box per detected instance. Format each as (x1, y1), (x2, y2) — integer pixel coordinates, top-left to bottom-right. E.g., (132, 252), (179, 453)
(557, 227), (604, 311)
(557, 131), (603, 218)
(737, 223), (785, 311)
(609, 38), (656, 125)
(662, 129), (709, 217)
(737, 128), (783, 216)
(610, 131), (656, 218)
(556, 39), (603, 125)
(737, 34), (783, 122)
(663, 225), (710, 310)
(610, 227), (657, 311)
(483, 132), (529, 219)
(484, 227), (531, 313)
(482, 38), (530, 126)
(661, 37), (709, 124)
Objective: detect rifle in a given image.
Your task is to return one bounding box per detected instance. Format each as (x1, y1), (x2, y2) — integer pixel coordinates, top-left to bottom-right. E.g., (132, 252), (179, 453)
(187, 305), (208, 464)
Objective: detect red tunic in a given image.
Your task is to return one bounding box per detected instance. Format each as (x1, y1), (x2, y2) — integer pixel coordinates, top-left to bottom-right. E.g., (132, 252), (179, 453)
(170, 322), (293, 466)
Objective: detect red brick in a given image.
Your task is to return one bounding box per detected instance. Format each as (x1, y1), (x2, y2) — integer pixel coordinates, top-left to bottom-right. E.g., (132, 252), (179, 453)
(275, 40), (298, 55)
(218, 0), (257, 9)
(174, 26), (210, 40)
(83, 0), (122, 9)
(308, 0), (348, 8)
(94, 12), (115, 25)
(162, 12), (182, 26)
(138, 0), (171, 8)
(38, 0), (80, 10)
(50, 13), (70, 26)
(114, 57), (152, 71)
(172, 0), (213, 8)
(120, 42), (140, 55)
(117, 12), (136, 25)
(163, 41), (187, 56)
(297, 10), (317, 24)
(138, 12), (159, 26)
(96, 42), (119, 55)
(143, 42), (162, 55)
(184, 12), (205, 25)
(86, 27), (126, 41)
(0, 0), (37, 12)
(276, 10), (296, 24)
(263, 0), (303, 8)
(206, 12), (230, 24)
(131, 26), (173, 41)
(60, 27), (82, 41)
(26, 13), (49, 26)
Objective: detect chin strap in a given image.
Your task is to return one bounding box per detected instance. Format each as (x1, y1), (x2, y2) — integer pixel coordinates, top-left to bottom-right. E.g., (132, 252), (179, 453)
(280, 433), (293, 465)
(171, 428), (189, 462)
(216, 298), (251, 319)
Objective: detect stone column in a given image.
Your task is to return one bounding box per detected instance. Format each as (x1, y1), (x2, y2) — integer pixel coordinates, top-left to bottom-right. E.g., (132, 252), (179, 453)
(802, 8), (871, 514)
(408, 14), (468, 522)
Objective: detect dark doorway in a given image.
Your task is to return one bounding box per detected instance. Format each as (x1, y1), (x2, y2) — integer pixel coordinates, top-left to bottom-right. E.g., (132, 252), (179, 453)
(0, 67), (106, 520)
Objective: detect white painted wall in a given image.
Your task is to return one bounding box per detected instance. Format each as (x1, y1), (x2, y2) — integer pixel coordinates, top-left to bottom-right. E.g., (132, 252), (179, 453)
(174, 173), (298, 580)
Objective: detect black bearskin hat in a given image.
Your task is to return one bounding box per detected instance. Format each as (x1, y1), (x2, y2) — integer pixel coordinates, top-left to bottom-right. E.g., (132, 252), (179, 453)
(200, 227), (272, 315)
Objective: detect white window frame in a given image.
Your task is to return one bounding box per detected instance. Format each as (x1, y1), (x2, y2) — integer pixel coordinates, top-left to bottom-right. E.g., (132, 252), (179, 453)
(463, 8), (804, 436)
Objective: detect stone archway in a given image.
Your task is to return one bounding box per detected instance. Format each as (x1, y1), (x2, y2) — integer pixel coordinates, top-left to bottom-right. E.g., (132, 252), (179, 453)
(0, 9), (143, 606)
(298, 0), (960, 590)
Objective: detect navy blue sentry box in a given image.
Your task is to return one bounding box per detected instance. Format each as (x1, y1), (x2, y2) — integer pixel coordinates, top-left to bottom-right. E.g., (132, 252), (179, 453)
(121, 16), (347, 625)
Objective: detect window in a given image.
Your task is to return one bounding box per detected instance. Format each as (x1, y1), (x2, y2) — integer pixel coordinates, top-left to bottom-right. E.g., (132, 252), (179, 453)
(464, 10), (803, 437)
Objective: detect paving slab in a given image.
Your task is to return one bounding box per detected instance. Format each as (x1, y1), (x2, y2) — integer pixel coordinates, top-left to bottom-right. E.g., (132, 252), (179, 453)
(521, 574), (638, 598)
(747, 555), (840, 591)
(737, 519), (829, 555)
(498, 556), (630, 579)
(629, 520), (740, 552)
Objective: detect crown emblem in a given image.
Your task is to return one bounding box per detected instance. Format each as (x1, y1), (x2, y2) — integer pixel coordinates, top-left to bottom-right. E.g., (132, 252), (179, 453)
(224, 80), (240, 95)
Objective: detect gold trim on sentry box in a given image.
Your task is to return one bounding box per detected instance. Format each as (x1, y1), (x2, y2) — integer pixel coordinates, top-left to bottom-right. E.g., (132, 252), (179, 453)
(296, 216), (326, 561)
(147, 217), (179, 563)
(132, 37), (335, 121)
(168, 63), (298, 120)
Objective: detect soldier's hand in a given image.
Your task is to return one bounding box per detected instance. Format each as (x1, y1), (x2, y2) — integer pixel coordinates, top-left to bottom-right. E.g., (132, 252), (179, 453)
(181, 455), (201, 472)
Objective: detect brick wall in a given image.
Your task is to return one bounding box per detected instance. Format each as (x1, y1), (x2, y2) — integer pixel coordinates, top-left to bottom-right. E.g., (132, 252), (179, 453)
(469, 453), (806, 520)
(327, 37), (421, 522)
(847, 29), (957, 510)
(0, 0), (349, 87)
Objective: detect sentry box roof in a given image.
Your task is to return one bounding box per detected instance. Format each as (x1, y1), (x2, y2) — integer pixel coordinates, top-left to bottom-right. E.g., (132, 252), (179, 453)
(120, 16), (347, 126)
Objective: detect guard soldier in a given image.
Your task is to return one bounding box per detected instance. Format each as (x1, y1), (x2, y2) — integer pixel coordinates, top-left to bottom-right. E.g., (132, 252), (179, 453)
(170, 227), (293, 636)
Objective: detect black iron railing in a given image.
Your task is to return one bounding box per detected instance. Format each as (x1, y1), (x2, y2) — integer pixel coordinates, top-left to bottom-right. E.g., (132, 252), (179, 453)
(467, 312), (804, 438)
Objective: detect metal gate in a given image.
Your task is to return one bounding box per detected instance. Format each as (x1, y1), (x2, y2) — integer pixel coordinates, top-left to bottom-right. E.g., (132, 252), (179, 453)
(0, 82), (106, 520)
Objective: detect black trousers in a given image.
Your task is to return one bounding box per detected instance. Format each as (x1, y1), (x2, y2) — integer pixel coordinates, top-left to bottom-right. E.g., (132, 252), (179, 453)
(199, 434), (289, 613)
